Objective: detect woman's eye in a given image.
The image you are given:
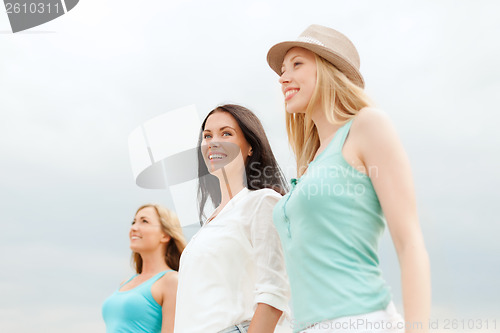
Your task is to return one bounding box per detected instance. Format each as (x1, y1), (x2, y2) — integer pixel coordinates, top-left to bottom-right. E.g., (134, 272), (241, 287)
(222, 132), (232, 136)
(142, 219), (148, 223)
(203, 134), (212, 139)
(131, 221), (135, 225)
(294, 62), (302, 67)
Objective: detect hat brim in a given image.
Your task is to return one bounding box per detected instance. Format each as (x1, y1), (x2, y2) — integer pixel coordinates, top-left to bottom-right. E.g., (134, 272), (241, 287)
(266, 41), (365, 88)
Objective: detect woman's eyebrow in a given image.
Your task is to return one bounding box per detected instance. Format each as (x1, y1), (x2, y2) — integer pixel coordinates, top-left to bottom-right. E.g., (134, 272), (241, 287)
(283, 55), (300, 66)
(204, 126), (235, 132)
(282, 55), (301, 72)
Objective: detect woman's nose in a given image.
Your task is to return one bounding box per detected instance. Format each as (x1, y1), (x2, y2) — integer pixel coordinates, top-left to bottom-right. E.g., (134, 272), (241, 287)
(208, 140), (220, 149)
(279, 71), (290, 84)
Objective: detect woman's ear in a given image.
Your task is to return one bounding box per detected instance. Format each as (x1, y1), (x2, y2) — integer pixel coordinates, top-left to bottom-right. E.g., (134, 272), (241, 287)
(248, 147), (253, 156)
(161, 234), (171, 243)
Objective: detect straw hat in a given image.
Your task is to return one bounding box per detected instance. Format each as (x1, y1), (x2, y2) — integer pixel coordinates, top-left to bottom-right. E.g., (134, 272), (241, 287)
(267, 24), (364, 88)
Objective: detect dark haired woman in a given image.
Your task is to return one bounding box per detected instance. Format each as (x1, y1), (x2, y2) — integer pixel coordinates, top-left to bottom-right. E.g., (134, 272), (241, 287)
(102, 204), (187, 333)
(174, 104), (290, 333)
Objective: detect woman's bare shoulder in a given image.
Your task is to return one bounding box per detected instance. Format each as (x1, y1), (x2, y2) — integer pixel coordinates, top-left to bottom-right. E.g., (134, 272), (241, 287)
(354, 107), (392, 129)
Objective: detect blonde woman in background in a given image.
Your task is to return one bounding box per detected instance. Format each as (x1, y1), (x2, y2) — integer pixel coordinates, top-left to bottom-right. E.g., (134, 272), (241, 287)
(102, 204), (186, 333)
(267, 25), (431, 333)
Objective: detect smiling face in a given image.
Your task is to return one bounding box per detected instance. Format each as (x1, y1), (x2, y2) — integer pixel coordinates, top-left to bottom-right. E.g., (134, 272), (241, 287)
(200, 111), (252, 177)
(279, 47), (318, 114)
(130, 207), (169, 254)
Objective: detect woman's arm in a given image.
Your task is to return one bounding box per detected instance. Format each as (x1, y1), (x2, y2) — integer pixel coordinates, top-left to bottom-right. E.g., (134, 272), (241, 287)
(248, 192), (291, 332)
(248, 303), (283, 333)
(355, 108), (431, 332)
(159, 272), (178, 333)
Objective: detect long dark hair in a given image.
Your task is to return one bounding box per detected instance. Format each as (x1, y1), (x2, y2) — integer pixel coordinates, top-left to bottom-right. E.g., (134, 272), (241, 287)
(197, 104), (288, 223)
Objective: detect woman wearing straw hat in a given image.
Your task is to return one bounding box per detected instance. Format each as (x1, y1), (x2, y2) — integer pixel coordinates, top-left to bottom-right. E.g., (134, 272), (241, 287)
(102, 204), (187, 333)
(267, 25), (431, 333)
(174, 104), (290, 333)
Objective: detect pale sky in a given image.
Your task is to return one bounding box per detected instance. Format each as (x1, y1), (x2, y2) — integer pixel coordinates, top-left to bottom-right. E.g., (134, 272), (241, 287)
(1, 1), (499, 332)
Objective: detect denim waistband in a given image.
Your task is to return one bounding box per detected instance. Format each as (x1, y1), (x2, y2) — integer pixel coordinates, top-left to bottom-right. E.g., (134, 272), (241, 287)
(218, 320), (251, 333)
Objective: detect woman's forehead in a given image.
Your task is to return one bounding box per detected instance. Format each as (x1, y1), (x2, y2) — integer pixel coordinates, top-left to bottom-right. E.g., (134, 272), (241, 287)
(136, 206), (157, 218)
(205, 112), (239, 129)
(284, 47), (315, 61)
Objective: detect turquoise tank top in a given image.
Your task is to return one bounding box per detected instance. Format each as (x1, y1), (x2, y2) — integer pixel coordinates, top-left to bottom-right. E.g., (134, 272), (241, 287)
(102, 270), (173, 333)
(273, 119), (391, 332)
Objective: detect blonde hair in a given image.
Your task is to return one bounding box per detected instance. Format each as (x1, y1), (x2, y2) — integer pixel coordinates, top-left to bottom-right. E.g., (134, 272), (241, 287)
(286, 54), (373, 177)
(132, 204), (186, 273)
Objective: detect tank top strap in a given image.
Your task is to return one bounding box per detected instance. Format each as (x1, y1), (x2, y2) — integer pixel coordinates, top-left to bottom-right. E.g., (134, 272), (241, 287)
(329, 119), (354, 153)
(146, 269), (175, 286)
(119, 274), (138, 288)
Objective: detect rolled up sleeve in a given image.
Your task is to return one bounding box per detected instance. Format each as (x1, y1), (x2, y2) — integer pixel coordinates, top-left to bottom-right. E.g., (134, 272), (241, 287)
(250, 192), (291, 320)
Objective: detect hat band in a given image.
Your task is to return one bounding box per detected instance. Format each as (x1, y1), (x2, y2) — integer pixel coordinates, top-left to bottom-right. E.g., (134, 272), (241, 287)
(296, 36), (325, 47)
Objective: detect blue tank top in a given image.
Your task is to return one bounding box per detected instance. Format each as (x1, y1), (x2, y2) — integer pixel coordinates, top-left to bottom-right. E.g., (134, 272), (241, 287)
(273, 119), (391, 332)
(102, 270), (173, 333)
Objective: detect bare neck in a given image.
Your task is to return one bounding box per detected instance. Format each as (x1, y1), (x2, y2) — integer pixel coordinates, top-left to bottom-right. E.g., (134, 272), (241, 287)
(311, 108), (341, 152)
(215, 169), (245, 215)
(138, 248), (169, 276)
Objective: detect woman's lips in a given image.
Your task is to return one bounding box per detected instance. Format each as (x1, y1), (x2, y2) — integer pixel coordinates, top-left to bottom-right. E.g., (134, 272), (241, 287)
(285, 88), (299, 101)
(208, 152), (227, 161)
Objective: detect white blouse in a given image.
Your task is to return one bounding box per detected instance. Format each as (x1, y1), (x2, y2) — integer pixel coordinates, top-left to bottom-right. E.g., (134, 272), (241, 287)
(174, 187), (290, 333)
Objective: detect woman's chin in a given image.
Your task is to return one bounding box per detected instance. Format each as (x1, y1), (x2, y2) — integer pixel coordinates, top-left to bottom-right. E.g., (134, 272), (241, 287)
(208, 163), (246, 182)
(285, 104), (306, 114)
(129, 244), (141, 252)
